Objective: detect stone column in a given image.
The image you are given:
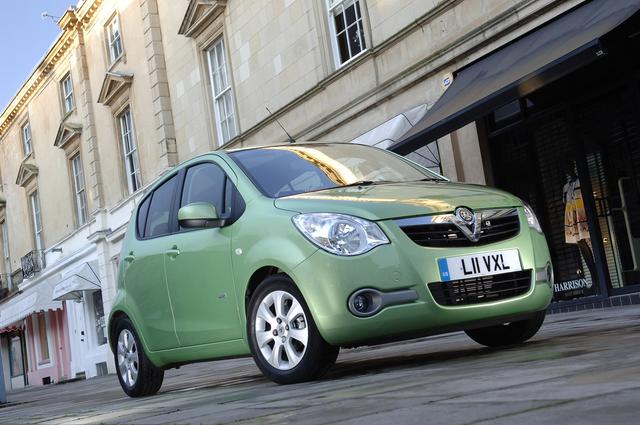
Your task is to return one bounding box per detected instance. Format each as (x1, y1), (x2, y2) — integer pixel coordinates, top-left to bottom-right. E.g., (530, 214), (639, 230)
(74, 29), (105, 211)
(140, 0), (179, 168)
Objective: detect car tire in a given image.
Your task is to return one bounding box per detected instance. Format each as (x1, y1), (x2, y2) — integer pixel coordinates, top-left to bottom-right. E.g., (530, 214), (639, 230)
(464, 310), (546, 348)
(114, 318), (164, 397)
(247, 274), (339, 384)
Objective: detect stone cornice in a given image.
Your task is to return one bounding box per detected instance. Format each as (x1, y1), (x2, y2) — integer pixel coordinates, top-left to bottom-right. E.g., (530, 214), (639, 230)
(0, 0), (103, 139)
(15, 158), (39, 188)
(178, 0), (227, 38)
(97, 72), (134, 106)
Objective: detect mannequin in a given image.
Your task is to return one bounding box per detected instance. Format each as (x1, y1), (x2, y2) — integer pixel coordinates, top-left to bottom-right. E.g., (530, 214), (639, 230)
(563, 160), (596, 280)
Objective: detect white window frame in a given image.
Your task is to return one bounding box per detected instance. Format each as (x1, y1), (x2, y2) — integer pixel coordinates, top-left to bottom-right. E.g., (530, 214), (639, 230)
(71, 154), (88, 226)
(206, 37), (238, 146)
(61, 73), (75, 114)
(30, 191), (44, 251)
(106, 15), (124, 63)
(118, 108), (141, 194)
(22, 121), (33, 157)
(327, 0), (368, 67)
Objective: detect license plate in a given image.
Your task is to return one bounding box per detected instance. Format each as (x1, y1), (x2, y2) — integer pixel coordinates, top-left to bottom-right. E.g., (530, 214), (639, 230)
(438, 249), (521, 282)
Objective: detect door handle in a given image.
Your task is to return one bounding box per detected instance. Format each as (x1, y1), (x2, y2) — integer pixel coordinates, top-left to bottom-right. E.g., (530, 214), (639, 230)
(165, 246), (181, 259)
(123, 252), (135, 263)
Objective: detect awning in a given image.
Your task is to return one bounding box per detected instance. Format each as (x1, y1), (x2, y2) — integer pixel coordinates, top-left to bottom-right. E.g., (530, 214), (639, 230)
(52, 261), (101, 301)
(0, 279), (62, 328)
(349, 104), (429, 148)
(391, 0), (640, 155)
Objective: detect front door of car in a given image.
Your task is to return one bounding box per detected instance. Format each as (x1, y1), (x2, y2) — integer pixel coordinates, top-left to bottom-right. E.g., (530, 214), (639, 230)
(164, 162), (242, 346)
(124, 174), (180, 351)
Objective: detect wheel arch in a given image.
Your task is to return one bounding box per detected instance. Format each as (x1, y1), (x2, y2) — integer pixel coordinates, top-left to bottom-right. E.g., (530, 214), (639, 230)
(108, 309), (130, 353)
(243, 266), (300, 317)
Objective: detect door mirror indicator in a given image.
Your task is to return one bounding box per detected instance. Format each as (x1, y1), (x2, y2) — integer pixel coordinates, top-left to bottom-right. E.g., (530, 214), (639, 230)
(178, 202), (225, 228)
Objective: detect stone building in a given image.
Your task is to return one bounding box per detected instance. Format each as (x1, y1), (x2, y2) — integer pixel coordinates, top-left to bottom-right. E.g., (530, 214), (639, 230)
(1, 0), (638, 390)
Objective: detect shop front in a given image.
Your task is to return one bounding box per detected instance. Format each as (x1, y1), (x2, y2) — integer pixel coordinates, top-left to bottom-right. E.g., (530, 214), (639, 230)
(484, 58), (640, 305)
(52, 260), (109, 379)
(0, 278), (69, 388)
(390, 0), (640, 309)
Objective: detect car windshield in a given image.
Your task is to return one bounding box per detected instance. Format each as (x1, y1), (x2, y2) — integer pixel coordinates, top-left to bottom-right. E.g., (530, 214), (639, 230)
(228, 143), (444, 198)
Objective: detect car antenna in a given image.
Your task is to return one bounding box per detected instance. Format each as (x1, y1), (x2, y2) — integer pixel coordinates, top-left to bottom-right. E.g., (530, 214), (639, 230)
(266, 106), (296, 144)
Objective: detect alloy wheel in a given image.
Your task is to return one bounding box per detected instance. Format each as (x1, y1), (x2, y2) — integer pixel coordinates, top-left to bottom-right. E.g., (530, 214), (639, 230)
(254, 290), (309, 370)
(117, 328), (139, 387)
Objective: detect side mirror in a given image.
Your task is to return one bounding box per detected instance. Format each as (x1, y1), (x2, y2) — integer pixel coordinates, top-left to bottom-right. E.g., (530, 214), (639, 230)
(178, 202), (225, 229)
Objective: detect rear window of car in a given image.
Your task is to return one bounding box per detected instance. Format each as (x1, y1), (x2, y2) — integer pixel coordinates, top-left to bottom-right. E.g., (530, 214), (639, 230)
(143, 174), (178, 238)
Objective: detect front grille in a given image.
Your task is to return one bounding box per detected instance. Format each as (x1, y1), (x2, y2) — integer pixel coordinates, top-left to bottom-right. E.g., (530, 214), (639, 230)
(428, 270), (532, 306)
(399, 210), (520, 247)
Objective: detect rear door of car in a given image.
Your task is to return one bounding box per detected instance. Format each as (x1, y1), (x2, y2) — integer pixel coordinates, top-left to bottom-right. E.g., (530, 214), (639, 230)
(124, 173), (181, 350)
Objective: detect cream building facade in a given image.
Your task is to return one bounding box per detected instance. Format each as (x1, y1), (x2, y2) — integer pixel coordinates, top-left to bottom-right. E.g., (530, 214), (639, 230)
(1, 0), (610, 390)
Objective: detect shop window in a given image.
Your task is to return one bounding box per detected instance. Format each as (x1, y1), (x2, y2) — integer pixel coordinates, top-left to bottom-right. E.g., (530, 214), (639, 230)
(92, 291), (107, 346)
(35, 312), (50, 364)
(9, 336), (24, 377)
(61, 73), (75, 114)
(118, 107), (141, 194)
(328, 0), (367, 66)
(206, 37), (237, 145)
(106, 15), (124, 64)
(22, 121), (33, 157)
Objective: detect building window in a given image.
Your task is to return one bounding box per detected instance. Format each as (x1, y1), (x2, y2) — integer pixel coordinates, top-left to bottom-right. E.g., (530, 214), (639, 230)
(207, 38), (237, 145)
(106, 15), (124, 63)
(71, 154), (88, 226)
(328, 0), (367, 65)
(61, 73), (75, 114)
(35, 312), (50, 364)
(30, 191), (43, 251)
(22, 121), (33, 157)
(118, 107), (141, 194)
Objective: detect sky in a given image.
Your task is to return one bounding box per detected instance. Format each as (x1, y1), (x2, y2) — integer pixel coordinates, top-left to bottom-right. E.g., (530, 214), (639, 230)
(0, 1), (75, 112)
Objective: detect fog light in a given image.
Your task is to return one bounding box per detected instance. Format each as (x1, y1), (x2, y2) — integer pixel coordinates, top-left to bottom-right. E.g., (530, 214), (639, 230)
(546, 263), (554, 285)
(353, 294), (369, 313)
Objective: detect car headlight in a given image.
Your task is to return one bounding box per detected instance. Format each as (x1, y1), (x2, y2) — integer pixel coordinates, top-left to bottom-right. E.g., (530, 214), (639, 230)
(523, 203), (543, 233)
(292, 213), (390, 256)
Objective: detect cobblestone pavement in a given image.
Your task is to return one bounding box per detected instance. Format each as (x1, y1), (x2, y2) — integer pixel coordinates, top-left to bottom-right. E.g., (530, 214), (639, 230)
(1, 305), (639, 424)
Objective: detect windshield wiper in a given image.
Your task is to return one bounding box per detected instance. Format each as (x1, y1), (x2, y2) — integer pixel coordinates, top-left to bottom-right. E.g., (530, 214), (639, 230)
(416, 177), (445, 182)
(340, 180), (394, 188)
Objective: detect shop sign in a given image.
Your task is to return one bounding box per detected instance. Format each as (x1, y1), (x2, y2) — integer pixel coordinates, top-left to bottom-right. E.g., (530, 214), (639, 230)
(553, 278), (593, 293)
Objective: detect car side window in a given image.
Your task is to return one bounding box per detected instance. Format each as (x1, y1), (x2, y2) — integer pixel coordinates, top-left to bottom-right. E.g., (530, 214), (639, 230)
(136, 195), (151, 238)
(180, 163), (228, 216)
(145, 174), (178, 238)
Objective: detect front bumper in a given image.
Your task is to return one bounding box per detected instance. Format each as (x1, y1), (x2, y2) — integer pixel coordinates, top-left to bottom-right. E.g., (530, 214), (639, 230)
(290, 209), (553, 347)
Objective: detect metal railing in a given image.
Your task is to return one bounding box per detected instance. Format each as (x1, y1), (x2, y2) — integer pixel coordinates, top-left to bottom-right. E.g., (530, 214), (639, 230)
(20, 250), (45, 280)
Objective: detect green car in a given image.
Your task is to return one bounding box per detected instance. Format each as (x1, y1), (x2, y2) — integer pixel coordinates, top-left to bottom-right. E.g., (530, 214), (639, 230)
(108, 143), (553, 397)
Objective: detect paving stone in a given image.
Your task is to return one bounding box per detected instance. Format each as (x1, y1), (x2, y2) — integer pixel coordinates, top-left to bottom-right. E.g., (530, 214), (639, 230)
(1, 305), (639, 424)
